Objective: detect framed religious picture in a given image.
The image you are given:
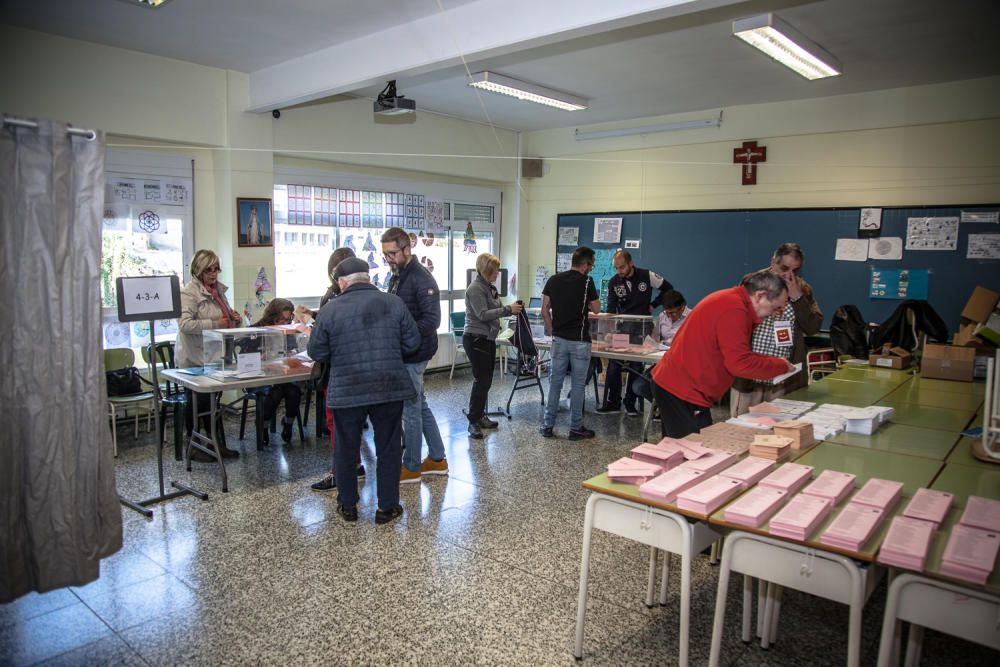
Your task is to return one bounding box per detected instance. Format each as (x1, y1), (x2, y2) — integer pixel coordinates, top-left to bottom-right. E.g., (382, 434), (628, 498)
(237, 197), (273, 247)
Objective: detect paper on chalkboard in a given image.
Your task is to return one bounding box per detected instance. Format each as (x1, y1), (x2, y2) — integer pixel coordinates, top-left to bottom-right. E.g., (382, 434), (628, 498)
(835, 239), (868, 262)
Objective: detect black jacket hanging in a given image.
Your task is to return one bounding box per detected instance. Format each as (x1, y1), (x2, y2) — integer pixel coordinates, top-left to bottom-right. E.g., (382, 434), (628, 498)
(829, 304), (870, 359)
(869, 300), (949, 351)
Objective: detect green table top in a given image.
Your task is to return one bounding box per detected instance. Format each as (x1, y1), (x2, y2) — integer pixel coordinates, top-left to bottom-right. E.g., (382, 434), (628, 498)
(826, 365), (914, 386)
(795, 442), (942, 495)
(876, 403), (977, 433)
(785, 379), (894, 406)
(945, 437), (1000, 469)
(824, 423), (960, 461)
(930, 462), (1000, 505)
(880, 384), (984, 411)
(907, 376), (985, 396)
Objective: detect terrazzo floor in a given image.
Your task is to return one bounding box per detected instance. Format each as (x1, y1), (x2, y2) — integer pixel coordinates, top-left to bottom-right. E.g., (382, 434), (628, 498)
(2, 367), (997, 666)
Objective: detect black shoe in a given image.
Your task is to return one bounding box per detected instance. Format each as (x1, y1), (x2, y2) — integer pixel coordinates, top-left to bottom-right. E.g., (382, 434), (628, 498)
(477, 416), (499, 429)
(624, 405), (640, 417)
(539, 425), (554, 438)
(337, 504), (358, 522)
(468, 422), (484, 439)
(568, 427), (596, 441)
(375, 505), (403, 525)
(219, 447), (240, 459)
(357, 465), (366, 479)
(190, 448), (215, 463)
(595, 404), (621, 414)
(311, 474), (336, 492)
(281, 419), (293, 443)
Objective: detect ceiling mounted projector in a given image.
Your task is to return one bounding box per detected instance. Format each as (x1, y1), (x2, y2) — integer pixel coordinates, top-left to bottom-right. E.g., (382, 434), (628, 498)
(374, 80), (415, 116)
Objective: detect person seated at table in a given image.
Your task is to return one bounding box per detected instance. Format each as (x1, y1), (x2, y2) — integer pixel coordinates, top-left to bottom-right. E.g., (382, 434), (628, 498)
(250, 298), (302, 444)
(657, 290), (691, 348)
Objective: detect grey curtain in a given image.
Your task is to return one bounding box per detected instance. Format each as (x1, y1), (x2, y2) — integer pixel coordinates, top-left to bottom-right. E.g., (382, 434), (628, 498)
(0, 119), (122, 602)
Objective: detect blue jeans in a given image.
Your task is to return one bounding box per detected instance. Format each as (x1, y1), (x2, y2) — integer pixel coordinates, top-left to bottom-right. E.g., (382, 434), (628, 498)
(543, 337), (591, 431)
(402, 361), (446, 472)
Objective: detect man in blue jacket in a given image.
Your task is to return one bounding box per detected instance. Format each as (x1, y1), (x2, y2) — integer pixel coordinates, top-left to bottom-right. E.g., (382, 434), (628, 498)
(381, 227), (448, 483)
(308, 257), (420, 524)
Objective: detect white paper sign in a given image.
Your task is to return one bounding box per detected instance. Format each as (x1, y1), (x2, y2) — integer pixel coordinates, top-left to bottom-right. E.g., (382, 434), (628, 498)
(534, 265), (550, 295)
(593, 217), (623, 244)
(237, 351), (262, 374)
(868, 237), (903, 260)
(556, 253), (572, 272)
(835, 239), (869, 262)
(967, 234), (1000, 259)
(859, 208), (882, 231)
(120, 276), (177, 316)
(558, 226), (579, 246)
(906, 217), (959, 250)
(961, 211), (999, 224)
(624, 239), (640, 249)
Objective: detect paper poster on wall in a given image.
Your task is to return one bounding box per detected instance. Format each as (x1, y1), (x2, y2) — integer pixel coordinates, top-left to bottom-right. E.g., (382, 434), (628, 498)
(590, 248), (616, 311)
(835, 238), (868, 262)
(112, 179), (138, 202)
(870, 268), (929, 300)
(534, 265), (550, 296)
(868, 237), (903, 261)
(143, 181), (162, 202)
(556, 253), (572, 272)
(426, 201), (445, 230)
(858, 208), (882, 237)
(905, 217), (959, 250)
(961, 211), (998, 224)
(967, 234), (1000, 259)
(131, 208), (169, 235)
(593, 217), (622, 244)
(624, 239), (640, 249)
(558, 226), (579, 246)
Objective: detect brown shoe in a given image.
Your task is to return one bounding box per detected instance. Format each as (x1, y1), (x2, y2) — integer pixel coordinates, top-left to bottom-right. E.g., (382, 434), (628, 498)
(419, 458), (449, 476)
(400, 467), (421, 484)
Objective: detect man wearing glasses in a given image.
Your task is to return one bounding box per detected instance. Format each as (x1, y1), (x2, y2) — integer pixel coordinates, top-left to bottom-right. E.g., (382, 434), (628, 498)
(657, 290), (691, 348)
(381, 227), (448, 483)
(730, 242), (824, 417)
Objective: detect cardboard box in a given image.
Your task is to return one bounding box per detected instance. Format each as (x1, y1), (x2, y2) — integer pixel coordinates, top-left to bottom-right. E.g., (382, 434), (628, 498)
(961, 286), (1000, 323)
(921, 343), (976, 382)
(869, 345), (912, 370)
(975, 312), (1000, 347)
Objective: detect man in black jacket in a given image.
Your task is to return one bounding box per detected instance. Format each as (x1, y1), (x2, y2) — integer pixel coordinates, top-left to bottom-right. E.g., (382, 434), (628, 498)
(381, 227), (448, 483)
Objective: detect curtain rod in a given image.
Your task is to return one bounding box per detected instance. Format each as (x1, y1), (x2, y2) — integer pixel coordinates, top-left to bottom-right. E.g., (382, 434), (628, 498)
(3, 117), (97, 141)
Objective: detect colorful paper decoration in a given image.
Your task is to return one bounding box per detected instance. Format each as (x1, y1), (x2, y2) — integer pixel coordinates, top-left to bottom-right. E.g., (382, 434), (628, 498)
(463, 222), (477, 254)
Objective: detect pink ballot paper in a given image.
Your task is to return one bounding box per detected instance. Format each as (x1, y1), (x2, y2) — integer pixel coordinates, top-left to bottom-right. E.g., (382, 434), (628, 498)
(676, 476), (743, 515)
(820, 503), (885, 552)
(639, 468), (706, 503)
(758, 463), (814, 494)
(878, 516), (935, 572)
(959, 495), (1000, 533)
(667, 438), (713, 460)
(802, 470), (856, 505)
(902, 488), (954, 528)
(769, 493), (832, 541)
(940, 524), (1000, 585)
(724, 486), (789, 528)
(719, 456), (776, 490)
(851, 478), (904, 512)
(677, 449), (736, 476)
(631, 443), (685, 469)
(607, 457), (663, 485)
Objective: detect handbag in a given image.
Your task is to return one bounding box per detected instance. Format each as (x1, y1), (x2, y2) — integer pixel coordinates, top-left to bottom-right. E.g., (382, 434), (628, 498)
(106, 366), (143, 396)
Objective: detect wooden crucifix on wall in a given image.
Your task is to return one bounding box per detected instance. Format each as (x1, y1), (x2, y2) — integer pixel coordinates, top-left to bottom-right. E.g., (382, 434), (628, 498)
(733, 140), (767, 185)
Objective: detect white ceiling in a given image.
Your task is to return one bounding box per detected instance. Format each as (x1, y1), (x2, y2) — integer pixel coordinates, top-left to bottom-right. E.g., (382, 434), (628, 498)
(3, 0), (998, 132)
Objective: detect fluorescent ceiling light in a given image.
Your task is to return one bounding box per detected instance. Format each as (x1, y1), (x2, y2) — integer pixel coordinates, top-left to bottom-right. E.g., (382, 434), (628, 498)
(575, 113), (723, 141)
(733, 13), (840, 80)
(468, 72), (587, 111)
(117, 0), (173, 7)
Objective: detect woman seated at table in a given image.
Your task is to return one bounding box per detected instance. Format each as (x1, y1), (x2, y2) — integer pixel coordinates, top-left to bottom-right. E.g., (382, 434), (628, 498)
(251, 298), (302, 444)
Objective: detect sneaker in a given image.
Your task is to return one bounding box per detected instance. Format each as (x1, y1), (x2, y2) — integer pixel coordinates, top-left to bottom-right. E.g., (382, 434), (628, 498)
(337, 504), (358, 522)
(310, 474), (336, 492)
(568, 427), (596, 441)
(595, 404), (621, 414)
(356, 465), (366, 479)
(477, 416), (499, 429)
(400, 467), (422, 484)
(281, 419), (293, 443)
(375, 505), (403, 525)
(420, 458), (449, 476)
(468, 422), (484, 439)
(539, 425), (554, 438)
(624, 405), (640, 417)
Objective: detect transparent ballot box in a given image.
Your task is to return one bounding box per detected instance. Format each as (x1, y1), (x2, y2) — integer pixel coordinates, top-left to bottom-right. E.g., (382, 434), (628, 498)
(589, 313), (658, 352)
(202, 326), (307, 377)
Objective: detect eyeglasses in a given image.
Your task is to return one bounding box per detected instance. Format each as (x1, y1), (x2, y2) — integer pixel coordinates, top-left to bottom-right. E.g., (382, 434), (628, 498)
(382, 247), (408, 259)
(204, 266), (221, 273)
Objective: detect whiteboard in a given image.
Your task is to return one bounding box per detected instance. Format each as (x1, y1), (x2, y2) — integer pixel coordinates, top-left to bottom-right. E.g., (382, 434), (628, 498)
(115, 275), (181, 322)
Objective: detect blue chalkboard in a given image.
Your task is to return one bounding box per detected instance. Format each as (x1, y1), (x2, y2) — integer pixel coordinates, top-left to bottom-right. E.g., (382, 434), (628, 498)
(556, 205), (1000, 328)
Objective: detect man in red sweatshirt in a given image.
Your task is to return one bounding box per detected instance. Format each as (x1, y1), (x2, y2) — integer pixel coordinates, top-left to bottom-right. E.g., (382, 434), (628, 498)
(651, 269), (795, 438)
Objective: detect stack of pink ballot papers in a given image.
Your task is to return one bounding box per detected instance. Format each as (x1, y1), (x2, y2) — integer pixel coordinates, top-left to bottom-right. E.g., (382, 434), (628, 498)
(724, 486), (789, 528)
(820, 504), (885, 552)
(677, 449), (737, 476)
(769, 493), (833, 541)
(802, 470), (856, 505)
(939, 524), (1000, 585)
(719, 456), (776, 490)
(959, 495), (1000, 532)
(851, 478), (904, 512)
(676, 476), (744, 515)
(607, 457), (663, 485)
(758, 463), (814, 494)
(878, 516), (936, 571)
(902, 488), (954, 528)
(639, 468), (705, 503)
(630, 443), (685, 470)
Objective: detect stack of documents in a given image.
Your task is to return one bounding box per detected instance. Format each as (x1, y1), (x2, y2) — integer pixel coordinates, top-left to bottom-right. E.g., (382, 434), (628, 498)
(771, 420), (816, 450)
(749, 434), (794, 462)
(902, 488), (954, 528)
(724, 486), (789, 528)
(958, 495), (1000, 532)
(801, 470), (856, 505)
(630, 443), (685, 470)
(939, 524), (1000, 585)
(841, 406), (895, 435)
(758, 463), (814, 494)
(769, 493), (833, 541)
(719, 456), (776, 490)
(692, 423), (762, 456)
(878, 516), (936, 571)
(794, 412), (846, 441)
(676, 476), (744, 515)
(851, 478), (904, 513)
(663, 438), (712, 461)
(820, 504), (885, 552)
(607, 457), (663, 485)
(639, 468), (706, 503)
(726, 415), (779, 430)
(677, 449), (737, 476)
(749, 397), (814, 420)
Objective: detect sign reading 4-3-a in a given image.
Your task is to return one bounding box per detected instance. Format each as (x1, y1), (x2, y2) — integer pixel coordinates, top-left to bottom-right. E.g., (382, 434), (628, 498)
(116, 275), (181, 322)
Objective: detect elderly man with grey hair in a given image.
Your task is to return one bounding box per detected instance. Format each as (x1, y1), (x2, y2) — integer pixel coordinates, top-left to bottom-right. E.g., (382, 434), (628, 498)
(649, 269), (795, 439)
(307, 257), (420, 525)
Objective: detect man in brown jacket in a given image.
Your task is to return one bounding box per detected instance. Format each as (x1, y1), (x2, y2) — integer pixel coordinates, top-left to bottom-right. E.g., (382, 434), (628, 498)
(730, 243), (823, 416)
